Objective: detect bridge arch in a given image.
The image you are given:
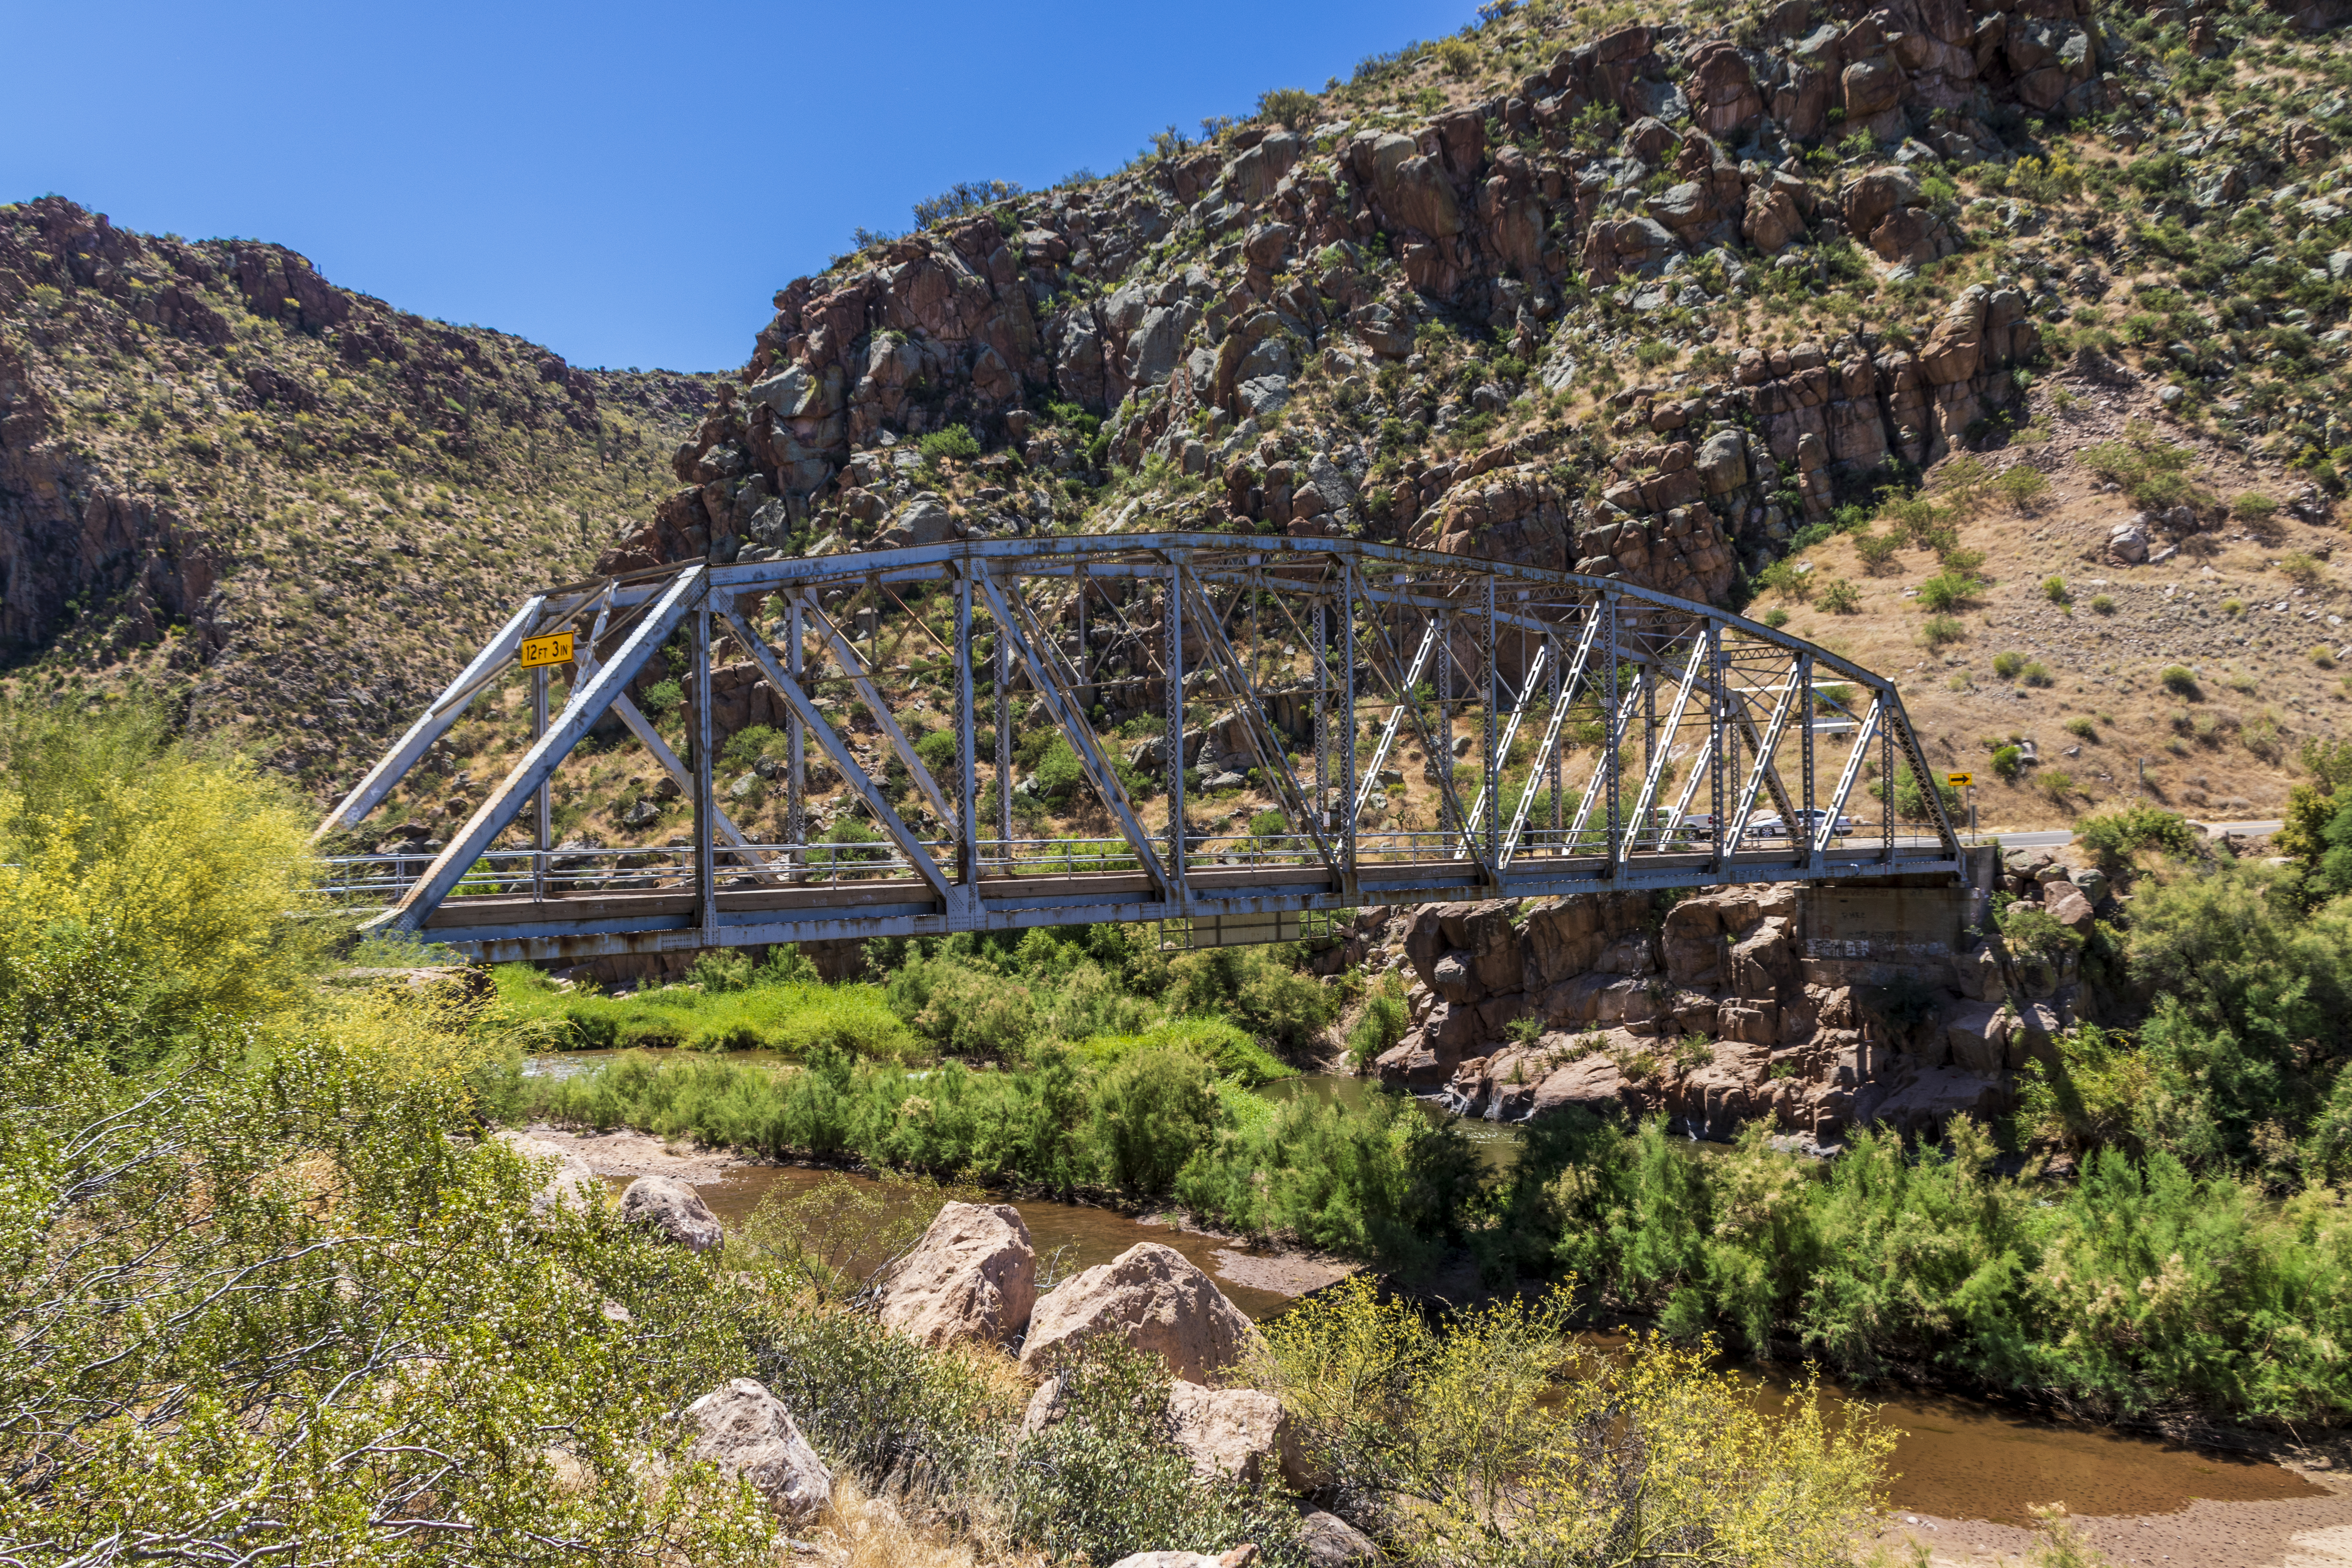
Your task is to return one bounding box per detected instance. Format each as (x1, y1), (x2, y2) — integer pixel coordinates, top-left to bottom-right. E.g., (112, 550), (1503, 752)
(323, 534), (1964, 962)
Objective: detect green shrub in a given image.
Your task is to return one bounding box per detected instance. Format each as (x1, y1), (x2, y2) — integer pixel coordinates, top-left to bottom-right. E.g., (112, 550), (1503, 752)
(2090, 594), (2116, 614)
(1817, 577), (1862, 613)
(639, 677), (682, 715)
(918, 423), (982, 463)
(1093, 1047), (1223, 1191)
(721, 723), (784, 771)
(1993, 651), (2026, 680)
(2064, 716), (2099, 741)
(1257, 86), (1317, 128)
(1916, 570), (1980, 612)
(2043, 575), (2071, 606)
(2022, 661), (2054, 688)
(1851, 530), (1902, 573)
(1996, 464), (2050, 510)
(1347, 978), (1410, 1067)
(2281, 551), (2327, 587)
(2160, 664), (2201, 697)
(1920, 613), (1967, 647)
(2075, 805), (2198, 869)
(1992, 744), (2025, 782)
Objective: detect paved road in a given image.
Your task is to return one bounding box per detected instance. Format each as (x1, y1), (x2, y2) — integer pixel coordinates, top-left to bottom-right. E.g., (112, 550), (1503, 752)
(1874, 819), (2283, 853)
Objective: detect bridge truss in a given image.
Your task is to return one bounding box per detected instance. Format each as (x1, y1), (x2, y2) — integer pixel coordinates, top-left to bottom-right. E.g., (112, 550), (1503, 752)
(324, 535), (1963, 962)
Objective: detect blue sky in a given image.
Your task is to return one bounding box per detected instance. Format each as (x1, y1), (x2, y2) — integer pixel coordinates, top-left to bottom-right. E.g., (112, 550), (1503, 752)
(4, 0), (1468, 371)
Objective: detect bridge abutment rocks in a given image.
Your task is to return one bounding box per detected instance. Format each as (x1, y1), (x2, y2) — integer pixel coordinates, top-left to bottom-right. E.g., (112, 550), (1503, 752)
(1363, 872), (2086, 1145)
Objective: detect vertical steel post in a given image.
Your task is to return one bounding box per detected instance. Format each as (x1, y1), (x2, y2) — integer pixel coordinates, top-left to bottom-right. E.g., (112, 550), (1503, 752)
(532, 663), (549, 900)
(1165, 559), (1187, 902)
(995, 610), (1013, 861)
(1340, 564), (1357, 889)
(1602, 594), (1620, 866)
(955, 568), (979, 888)
(1708, 620), (1727, 872)
(1314, 600), (1329, 828)
(1882, 692), (1896, 864)
(1799, 652), (1817, 871)
(788, 595), (805, 880)
(1641, 627), (1657, 851)
(691, 593), (716, 933)
(1547, 619), (1564, 851)
(1483, 576), (1499, 866)
(1436, 610), (1453, 852)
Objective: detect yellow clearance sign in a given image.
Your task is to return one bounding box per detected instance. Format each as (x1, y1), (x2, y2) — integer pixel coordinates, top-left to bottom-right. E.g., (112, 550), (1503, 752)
(519, 631), (575, 670)
(1946, 771), (1974, 788)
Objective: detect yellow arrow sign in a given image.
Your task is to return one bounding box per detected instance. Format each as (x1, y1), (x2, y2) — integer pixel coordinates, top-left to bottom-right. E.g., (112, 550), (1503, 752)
(1946, 771), (1974, 788)
(519, 631), (575, 670)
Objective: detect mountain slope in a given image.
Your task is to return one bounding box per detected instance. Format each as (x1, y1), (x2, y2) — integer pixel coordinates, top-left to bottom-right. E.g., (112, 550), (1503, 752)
(588, 0), (2349, 833)
(0, 195), (715, 790)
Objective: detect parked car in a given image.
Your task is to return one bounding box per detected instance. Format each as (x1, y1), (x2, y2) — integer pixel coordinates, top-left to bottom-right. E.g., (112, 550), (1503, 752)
(1748, 808), (1859, 841)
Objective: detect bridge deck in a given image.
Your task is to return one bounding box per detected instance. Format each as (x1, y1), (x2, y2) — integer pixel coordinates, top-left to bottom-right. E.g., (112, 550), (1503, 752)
(421, 848), (1958, 961)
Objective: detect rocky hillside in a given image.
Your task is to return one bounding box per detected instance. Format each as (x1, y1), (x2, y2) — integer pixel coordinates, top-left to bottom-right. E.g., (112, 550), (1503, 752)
(0, 196), (715, 789)
(590, 0), (2350, 837)
(10, 0), (2352, 846)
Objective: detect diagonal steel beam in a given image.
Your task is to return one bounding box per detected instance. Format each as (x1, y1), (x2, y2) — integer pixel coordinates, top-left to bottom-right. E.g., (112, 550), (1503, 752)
(573, 625), (778, 883)
(314, 595), (544, 841)
(1347, 572), (1495, 886)
(798, 593), (955, 828)
(1499, 615), (1602, 867)
(365, 568), (706, 934)
(1817, 698), (1882, 855)
(975, 567), (1173, 896)
(1725, 662), (1804, 846)
(1564, 681), (1642, 854)
(1617, 633), (1708, 864)
(1887, 694), (1964, 856)
(1664, 730), (1713, 840)
(1177, 566), (1342, 884)
(1459, 638), (1551, 846)
(1352, 619), (1439, 818)
(718, 603), (952, 899)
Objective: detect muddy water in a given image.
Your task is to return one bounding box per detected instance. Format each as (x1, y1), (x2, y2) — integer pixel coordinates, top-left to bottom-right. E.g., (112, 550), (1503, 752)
(528, 1050), (2322, 1526)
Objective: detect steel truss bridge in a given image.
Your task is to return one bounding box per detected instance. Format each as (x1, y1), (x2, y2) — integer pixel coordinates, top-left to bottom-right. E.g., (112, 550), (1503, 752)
(328, 535), (1964, 962)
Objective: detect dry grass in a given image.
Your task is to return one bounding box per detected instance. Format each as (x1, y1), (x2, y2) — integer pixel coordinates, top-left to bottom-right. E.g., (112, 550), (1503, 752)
(805, 1477), (1048, 1568)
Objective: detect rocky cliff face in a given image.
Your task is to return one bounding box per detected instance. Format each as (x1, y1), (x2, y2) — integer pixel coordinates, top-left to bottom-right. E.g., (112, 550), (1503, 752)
(606, 0), (2107, 606)
(1329, 850), (2107, 1147)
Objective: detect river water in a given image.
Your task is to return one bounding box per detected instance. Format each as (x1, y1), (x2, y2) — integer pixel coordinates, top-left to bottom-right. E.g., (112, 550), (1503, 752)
(524, 1049), (2322, 1528)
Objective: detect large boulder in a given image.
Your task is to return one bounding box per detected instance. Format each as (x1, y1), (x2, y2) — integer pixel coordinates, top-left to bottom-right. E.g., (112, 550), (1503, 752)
(2043, 881), (2096, 934)
(619, 1175), (722, 1251)
(1941, 1000), (2011, 1073)
(488, 1129), (600, 1215)
(683, 1378), (833, 1523)
(878, 1201), (1038, 1350)
(1298, 1510), (1379, 1567)
(1019, 1243), (1263, 1384)
(1167, 1380), (1317, 1491)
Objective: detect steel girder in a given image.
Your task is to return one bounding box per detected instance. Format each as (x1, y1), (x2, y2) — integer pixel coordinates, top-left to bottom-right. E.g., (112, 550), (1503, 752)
(332, 535), (1963, 956)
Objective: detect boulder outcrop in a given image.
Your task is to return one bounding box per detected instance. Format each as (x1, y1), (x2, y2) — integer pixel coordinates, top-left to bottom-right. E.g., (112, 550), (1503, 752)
(1167, 1379), (1317, 1491)
(683, 1379), (833, 1523)
(1355, 860), (2085, 1145)
(1019, 1242), (1263, 1383)
(877, 1201), (1039, 1349)
(489, 1130), (601, 1215)
(619, 1175), (723, 1251)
